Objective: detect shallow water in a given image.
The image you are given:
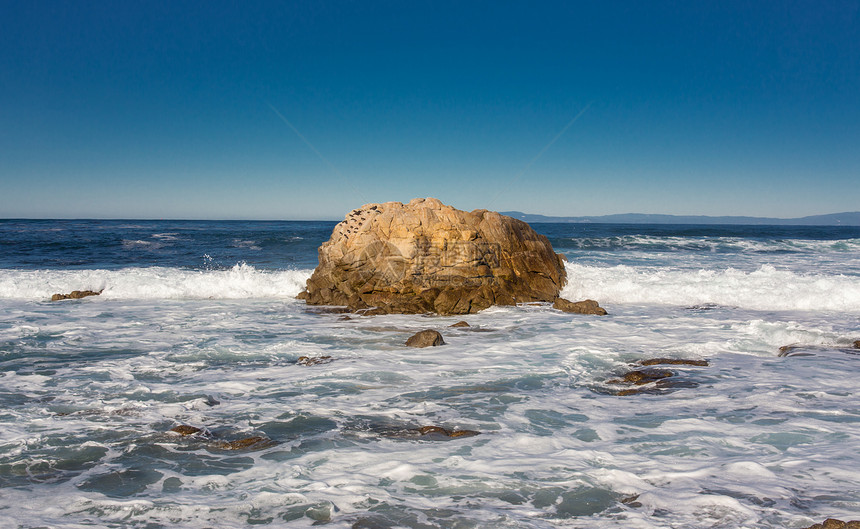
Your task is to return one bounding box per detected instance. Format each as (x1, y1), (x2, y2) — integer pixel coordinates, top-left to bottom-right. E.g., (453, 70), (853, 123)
(1, 220), (859, 528)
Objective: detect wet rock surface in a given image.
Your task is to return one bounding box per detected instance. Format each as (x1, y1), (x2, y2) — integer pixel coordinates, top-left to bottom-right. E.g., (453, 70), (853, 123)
(405, 329), (445, 348)
(374, 424), (480, 440)
(552, 298), (608, 315)
(607, 358), (709, 396)
(614, 368), (674, 385)
(169, 425), (203, 436)
(449, 321), (470, 328)
(211, 436), (277, 451)
(299, 198), (568, 315)
(803, 519), (860, 529)
(639, 358), (709, 367)
(51, 289), (102, 301)
(163, 426), (276, 452)
(297, 355), (334, 366)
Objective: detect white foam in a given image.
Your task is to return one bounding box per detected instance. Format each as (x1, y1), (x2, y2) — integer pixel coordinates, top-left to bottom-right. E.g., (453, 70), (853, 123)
(566, 235), (860, 254)
(562, 262), (860, 312)
(0, 264), (312, 301)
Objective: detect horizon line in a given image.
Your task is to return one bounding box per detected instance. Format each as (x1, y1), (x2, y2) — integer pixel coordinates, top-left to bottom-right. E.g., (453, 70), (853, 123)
(2, 210), (859, 224)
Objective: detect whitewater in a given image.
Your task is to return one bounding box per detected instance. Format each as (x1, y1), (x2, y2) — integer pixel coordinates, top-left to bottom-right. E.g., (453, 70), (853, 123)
(1, 219), (859, 528)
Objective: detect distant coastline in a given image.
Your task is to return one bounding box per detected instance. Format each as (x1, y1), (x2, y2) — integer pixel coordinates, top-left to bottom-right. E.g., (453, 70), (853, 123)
(501, 211), (860, 226)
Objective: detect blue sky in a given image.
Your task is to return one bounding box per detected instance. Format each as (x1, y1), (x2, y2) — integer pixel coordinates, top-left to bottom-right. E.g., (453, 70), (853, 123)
(2, 1), (858, 220)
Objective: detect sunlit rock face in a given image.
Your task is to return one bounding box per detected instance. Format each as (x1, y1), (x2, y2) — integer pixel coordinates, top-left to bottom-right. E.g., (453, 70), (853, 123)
(298, 197), (568, 315)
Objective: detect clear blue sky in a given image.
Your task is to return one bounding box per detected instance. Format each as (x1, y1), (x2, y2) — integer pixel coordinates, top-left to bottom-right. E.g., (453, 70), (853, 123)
(2, 1), (858, 220)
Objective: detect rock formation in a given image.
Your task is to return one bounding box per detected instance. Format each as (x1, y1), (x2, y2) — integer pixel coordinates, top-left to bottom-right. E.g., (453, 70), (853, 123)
(405, 329), (445, 348)
(802, 520), (860, 529)
(298, 198), (569, 315)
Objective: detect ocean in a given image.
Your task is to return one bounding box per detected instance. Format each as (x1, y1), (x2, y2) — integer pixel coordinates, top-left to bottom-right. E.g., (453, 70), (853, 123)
(1, 219), (859, 528)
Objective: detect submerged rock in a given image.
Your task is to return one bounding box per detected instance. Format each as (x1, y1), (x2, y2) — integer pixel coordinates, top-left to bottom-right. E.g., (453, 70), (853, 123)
(853, 340), (860, 349)
(612, 368), (674, 385)
(449, 321), (471, 328)
(169, 425), (203, 436)
(298, 198), (568, 315)
(620, 494), (642, 508)
(552, 298), (608, 315)
(297, 355), (334, 366)
(366, 422), (481, 441)
(607, 362), (707, 396)
(164, 425), (275, 451)
(779, 344), (860, 358)
(639, 358), (709, 367)
(405, 425), (480, 439)
(51, 289), (102, 301)
(211, 436), (277, 451)
(779, 344), (808, 357)
(405, 329), (445, 348)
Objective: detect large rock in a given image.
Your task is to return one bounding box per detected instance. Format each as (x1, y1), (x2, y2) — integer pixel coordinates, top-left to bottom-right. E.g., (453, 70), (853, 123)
(298, 198), (567, 315)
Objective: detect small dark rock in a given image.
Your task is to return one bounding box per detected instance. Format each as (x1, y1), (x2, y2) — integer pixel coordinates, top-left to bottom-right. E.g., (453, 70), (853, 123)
(405, 330), (445, 348)
(169, 425), (203, 436)
(853, 340), (860, 350)
(686, 303), (719, 311)
(617, 369), (673, 385)
(416, 425), (449, 436)
(211, 436), (276, 451)
(779, 344), (798, 357)
(448, 429), (481, 438)
(639, 358), (709, 367)
(449, 321), (470, 328)
(297, 355), (334, 366)
(415, 425), (480, 439)
(620, 494), (642, 508)
(606, 367), (703, 396)
(553, 298), (608, 315)
(51, 289), (102, 301)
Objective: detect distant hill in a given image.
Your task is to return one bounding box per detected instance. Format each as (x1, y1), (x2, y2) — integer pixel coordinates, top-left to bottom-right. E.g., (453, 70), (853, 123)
(500, 211), (860, 226)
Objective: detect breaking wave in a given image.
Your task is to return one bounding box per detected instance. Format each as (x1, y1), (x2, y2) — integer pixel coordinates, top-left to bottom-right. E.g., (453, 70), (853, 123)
(0, 263), (312, 301)
(562, 262), (860, 312)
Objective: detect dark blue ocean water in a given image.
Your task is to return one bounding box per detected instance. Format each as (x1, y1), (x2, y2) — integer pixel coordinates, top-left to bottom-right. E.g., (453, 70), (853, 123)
(2, 219), (858, 271)
(0, 219), (336, 270)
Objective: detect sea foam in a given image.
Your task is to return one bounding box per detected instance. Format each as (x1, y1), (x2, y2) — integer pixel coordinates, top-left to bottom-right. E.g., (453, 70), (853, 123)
(0, 264), (312, 301)
(562, 262), (860, 312)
